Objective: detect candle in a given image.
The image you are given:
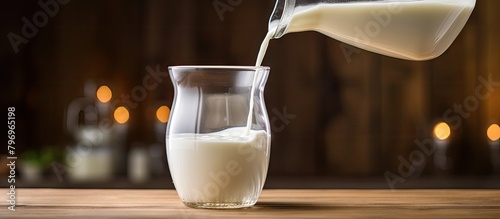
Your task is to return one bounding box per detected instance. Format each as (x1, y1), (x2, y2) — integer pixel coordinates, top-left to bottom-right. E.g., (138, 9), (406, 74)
(96, 85), (112, 119)
(487, 124), (500, 174)
(128, 147), (150, 183)
(113, 106), (129, 142)
(154, 105), (170, 142)
(433, 122), (451, 171)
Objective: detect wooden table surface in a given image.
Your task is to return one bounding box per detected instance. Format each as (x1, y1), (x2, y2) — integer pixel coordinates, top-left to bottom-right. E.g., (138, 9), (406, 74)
(2, 189), (500, 218)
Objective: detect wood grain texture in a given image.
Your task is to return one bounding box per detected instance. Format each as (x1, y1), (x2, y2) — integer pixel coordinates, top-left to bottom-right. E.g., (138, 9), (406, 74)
(1, 189), (499, 218)
(2, 0), (498, 178)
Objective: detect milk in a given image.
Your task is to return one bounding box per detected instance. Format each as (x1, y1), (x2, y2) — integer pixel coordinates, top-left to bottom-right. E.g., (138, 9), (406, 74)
(255, 29), (276, 66)
(263, 1), (475, 61)
(245, 30), (275, 133)
(167, 127), (270, 205)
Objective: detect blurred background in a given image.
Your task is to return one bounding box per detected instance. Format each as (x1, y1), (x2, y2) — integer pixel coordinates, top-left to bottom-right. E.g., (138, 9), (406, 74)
(1, 0), (499, 189)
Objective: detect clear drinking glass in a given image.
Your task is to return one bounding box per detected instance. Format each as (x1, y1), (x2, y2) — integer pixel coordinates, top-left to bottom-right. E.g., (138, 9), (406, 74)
(166, 66), (271, 209)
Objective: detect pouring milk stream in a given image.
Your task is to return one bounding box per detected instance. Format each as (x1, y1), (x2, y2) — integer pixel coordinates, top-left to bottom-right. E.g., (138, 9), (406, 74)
(167, 0), (476, 208)
(247, 0), (476, 133)
(238, 0), (477, 190)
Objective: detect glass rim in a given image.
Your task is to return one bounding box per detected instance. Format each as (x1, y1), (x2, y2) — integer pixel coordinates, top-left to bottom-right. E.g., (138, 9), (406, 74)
(168, 65), (270, 71)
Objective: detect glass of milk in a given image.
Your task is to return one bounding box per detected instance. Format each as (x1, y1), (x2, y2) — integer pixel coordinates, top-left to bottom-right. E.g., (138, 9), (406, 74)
(166, 66), (271, 209)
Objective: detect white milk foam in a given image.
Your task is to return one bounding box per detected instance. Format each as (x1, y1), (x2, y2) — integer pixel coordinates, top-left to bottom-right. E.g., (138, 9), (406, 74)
(167, 127), (270, 203)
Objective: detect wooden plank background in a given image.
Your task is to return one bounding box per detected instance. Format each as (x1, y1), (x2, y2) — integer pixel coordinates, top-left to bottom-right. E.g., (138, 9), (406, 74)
(0, 0), (499, 180)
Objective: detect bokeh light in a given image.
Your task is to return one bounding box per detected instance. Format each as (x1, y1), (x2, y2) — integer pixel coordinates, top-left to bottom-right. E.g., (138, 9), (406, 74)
(96, 85), (112, 103)
(156, 106), (170, 123)
(433, 122), (451, 141)
(487, 124), (500, 141)
(114, 106), (129, 124)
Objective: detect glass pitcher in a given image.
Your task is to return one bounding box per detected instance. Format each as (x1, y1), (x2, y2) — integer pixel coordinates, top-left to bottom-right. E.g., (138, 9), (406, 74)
(166, 66), (271, 209)
(269, 0), (476, 60)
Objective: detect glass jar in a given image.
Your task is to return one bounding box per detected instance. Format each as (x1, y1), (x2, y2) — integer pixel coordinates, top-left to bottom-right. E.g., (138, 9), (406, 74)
(166, 66), (271, 209)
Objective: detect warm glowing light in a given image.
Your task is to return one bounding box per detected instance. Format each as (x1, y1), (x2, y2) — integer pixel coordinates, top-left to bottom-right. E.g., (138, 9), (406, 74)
(96, 85), (112, 103)
(433, 122), (451, 141)
(156, 106), (170, 123)
(487, 124), (500, 141)
(114, 106), (129, 124)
